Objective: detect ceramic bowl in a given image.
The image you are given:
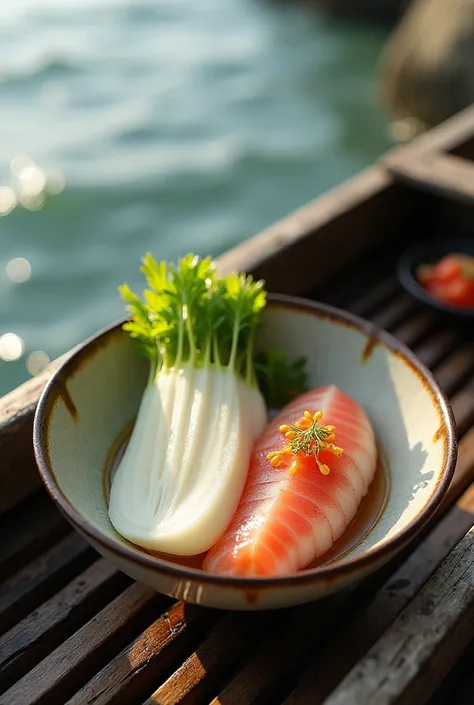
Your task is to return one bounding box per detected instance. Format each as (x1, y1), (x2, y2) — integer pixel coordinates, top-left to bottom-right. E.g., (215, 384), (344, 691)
(33, 295), (457, 611)
(397, 239), (474, 323)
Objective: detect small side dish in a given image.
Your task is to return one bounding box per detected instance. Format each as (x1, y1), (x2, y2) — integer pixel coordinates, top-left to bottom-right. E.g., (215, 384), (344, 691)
(109, 253), (378, 576)
(417, 253), (474, 310)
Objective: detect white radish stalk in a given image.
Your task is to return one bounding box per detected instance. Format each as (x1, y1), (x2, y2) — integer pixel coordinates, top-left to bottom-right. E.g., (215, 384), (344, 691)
(108, 254), (268, 555)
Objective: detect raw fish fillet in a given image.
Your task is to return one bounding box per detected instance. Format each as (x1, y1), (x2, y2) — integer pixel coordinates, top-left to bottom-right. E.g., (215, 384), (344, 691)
(203, 385), (377, 576)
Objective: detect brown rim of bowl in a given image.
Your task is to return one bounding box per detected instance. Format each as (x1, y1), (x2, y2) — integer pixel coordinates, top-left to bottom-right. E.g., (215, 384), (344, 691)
(33, 293), (458, 590)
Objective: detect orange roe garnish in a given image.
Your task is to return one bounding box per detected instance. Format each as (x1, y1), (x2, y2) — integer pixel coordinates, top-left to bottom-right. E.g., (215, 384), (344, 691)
(266, 410), (343, 476)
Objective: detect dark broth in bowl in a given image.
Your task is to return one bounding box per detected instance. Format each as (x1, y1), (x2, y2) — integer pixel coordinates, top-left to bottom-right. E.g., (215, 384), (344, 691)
(103, 420), (390, 573)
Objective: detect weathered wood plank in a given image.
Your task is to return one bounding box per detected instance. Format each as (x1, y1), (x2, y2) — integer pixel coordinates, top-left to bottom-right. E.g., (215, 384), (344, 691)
(433, 346), (474, 397)
(283, 424), (474, 705)
(0, 559), (129, 694)
(384, 150), (474, 205)
(0, 491), (69, 580)
(144, 611), (271, 705)
(342, 275), (400, 318)
(216, 168), (399, 296)
(368, 294), (416, 331)
(0, 352), (71, 515)
(414, 328), (459, 370)
(319, 260), (395, 311)
(390, 310), (436, 349)
(450, 379), (474, 438)
(65, 602), (220, 705)
(325, 525), (474, 705)
(426, 642), (474, 705)
(445, 647), (474, 705)
(1, 584), (167, 705)
(381, 104), (474, 205)
(209, 592), (359, 705)
(445, 425), (474, 506)
(0, 532), (94, 636)
(382, 104), (474, 157)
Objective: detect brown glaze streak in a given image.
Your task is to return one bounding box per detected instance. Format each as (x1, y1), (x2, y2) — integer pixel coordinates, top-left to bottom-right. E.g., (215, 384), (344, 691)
(32, 295), (458, 595)
(55, 378), (78, 421)
(433, 426), (444, 444)
(67, 322), (127, 381)
(361, 334), (379, 363)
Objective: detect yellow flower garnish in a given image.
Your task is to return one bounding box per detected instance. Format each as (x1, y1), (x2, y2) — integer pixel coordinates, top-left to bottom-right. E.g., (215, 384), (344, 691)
(267, 410), (343, 476)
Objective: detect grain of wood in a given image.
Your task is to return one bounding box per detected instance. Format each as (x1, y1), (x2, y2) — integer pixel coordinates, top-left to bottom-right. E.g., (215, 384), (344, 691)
(343, 275), (400, 318)
(385, 151), (474, 205)
(0, 491), (69, 579)
(0, 584), (165, 705)
(414, 328), (459, 370)
(283, 442), (474, 705)
(216, 168), (396, 295)
(319, 261), (395, 311)
(325, 525), (474, 705)
(381, 106), (474, 206)
(381, 104), (474, 157)
(369, 294), (416, 332)
(0, 352), (72, 515)
(210, 592), (355, 705)
(65, 601), (220, 705)
(0, 532), (93, 635)
(445, 425), (474, 506)
(450, 379), (474, 438)
(390, 310), (436, 349)
(0, 559), (128, 694)
(144, 611), (271, 705)
(433, 346), (474, 396)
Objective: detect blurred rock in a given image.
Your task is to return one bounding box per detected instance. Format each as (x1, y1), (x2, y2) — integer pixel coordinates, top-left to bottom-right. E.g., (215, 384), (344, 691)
(379, 0), (474, 137)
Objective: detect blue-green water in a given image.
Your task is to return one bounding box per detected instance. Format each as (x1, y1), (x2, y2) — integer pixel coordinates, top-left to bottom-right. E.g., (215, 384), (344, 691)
(0, 0), (390, 397)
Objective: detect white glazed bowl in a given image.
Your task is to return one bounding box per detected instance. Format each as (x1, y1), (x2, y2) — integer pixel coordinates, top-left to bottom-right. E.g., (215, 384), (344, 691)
(33, 295), (457, 610)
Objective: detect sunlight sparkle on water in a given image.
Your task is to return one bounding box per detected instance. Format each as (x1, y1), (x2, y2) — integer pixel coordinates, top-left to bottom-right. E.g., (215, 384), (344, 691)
(6, 257), (32, 283)
(8, 155), (63, 212)
(18, 165), (46, 196)
(20, 192), (46, 211)
(27, 350), (50, 375)
(0, 333), (24, 362)
(46, 171), (66, 195)
(10, 155), (35, 178)
(0, 187), (17, 215)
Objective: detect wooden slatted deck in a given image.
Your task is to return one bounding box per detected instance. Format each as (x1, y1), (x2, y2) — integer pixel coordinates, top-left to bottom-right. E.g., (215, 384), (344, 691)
(1, 104), (474, 705)
(1, 249), (474, 705)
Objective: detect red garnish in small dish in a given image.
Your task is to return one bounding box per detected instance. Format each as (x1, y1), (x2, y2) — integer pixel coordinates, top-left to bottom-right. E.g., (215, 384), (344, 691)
(416, 253), (474, 310)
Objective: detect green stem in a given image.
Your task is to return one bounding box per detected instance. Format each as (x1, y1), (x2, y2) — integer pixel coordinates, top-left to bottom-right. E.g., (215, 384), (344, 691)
(245, 328), (255, 386)
(185, 313), (196, 365)
(229, 311), (240, 372)
(213, 335), (221, 369)
(203, 333), (211, 367)
(176, 314), (184, 367)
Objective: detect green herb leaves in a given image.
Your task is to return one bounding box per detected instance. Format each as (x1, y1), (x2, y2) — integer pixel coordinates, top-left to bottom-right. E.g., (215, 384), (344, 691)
(120, 253), (266, 385)
(254, 349), (308, 409)
(121, 252), (308, 404)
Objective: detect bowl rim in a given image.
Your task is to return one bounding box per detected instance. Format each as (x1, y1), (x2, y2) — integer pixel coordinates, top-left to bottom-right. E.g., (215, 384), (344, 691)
(33, 293), (458, 589)
(397, 238), (474, 318)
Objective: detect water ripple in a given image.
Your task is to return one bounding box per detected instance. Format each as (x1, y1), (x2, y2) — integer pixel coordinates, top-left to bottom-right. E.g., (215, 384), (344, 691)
(0, 0), (389, 395)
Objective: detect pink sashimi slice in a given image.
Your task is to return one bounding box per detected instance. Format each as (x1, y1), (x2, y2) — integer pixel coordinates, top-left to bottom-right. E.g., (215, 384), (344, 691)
(203, 385), (377, 576)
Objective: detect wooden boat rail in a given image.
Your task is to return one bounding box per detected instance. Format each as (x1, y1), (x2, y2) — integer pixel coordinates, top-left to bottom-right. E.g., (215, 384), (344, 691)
(1, 105), (474, 705)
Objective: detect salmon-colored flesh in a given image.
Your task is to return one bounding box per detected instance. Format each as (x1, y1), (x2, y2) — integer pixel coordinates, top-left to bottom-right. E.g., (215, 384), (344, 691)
(203, 385), (377, 576)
